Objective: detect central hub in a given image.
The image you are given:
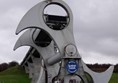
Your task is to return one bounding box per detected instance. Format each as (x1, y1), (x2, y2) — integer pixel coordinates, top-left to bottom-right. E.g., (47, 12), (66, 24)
(65, 44), (77, 56)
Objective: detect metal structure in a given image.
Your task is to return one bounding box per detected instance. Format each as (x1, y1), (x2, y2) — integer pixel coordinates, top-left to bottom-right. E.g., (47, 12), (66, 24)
(14, 0), (114, 83)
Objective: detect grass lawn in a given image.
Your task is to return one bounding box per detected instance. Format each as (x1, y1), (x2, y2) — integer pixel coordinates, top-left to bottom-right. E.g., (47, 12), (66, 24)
(109, 73), (118, 83)
(0, 75), (30, 83)
(0, 66), (117, 83)
(0, 66), (31, 83)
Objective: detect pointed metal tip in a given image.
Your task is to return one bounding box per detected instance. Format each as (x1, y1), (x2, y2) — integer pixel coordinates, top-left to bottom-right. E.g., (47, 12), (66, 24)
(15, 32), (18, 35)
(13, 44), (19, 51)
(15, 30), (20, 35)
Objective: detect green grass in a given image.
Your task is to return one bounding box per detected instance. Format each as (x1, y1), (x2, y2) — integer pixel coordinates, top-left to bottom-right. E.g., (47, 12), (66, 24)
(0, 66), (117, 83)
(0, 66), (31, 83)
(109, 73), (118, 83)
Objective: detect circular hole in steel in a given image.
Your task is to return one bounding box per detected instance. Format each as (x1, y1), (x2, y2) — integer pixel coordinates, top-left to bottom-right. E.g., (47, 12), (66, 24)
(43, 3), (70, 30)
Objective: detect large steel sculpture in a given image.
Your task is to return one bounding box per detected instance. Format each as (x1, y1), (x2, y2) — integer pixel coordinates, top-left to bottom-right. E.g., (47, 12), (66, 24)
(14, 0), (114, 83)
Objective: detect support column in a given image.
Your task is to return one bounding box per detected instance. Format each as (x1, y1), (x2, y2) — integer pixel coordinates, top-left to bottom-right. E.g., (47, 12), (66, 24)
(24, 64), (29, 74)
(27, 62), (34, 79)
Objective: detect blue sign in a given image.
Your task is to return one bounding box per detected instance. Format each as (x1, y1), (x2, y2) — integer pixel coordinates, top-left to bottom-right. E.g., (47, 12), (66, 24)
(66, 61), (78, 74)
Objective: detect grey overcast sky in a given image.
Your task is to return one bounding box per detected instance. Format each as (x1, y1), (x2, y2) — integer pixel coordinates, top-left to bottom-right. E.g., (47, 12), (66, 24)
(0, 0), (118, 64)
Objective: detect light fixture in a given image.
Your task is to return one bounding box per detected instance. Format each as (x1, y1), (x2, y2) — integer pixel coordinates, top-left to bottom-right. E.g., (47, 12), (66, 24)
(65, 44), (77, 56)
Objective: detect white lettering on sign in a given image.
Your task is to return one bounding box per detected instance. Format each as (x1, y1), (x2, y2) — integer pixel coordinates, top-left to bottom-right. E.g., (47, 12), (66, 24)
(68, 65), (76, 69)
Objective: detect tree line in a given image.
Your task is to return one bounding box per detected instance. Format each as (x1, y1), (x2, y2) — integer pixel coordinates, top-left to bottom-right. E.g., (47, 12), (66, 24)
(0, 61), (118, 73)
(0, 61), (19, 72)
(87, 63), (118, 73)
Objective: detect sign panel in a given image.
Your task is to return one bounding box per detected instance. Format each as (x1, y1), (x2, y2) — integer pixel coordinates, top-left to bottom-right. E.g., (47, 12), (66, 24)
(66, 61), (78, 74)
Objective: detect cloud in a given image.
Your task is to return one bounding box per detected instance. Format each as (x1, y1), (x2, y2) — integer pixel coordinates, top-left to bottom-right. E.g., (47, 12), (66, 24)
(80, 50), (118, 64)
(0, 0), (117, 64)
(71, 0), (118, 64)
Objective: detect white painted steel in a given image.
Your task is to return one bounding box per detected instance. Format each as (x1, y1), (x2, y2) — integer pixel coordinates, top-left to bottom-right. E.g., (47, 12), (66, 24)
(14, 0), (114, 83)
(82, 61), (114, 83)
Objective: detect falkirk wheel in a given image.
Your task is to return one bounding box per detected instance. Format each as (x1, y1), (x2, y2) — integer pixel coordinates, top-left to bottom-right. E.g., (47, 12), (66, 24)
(14, 0), (114, 83)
